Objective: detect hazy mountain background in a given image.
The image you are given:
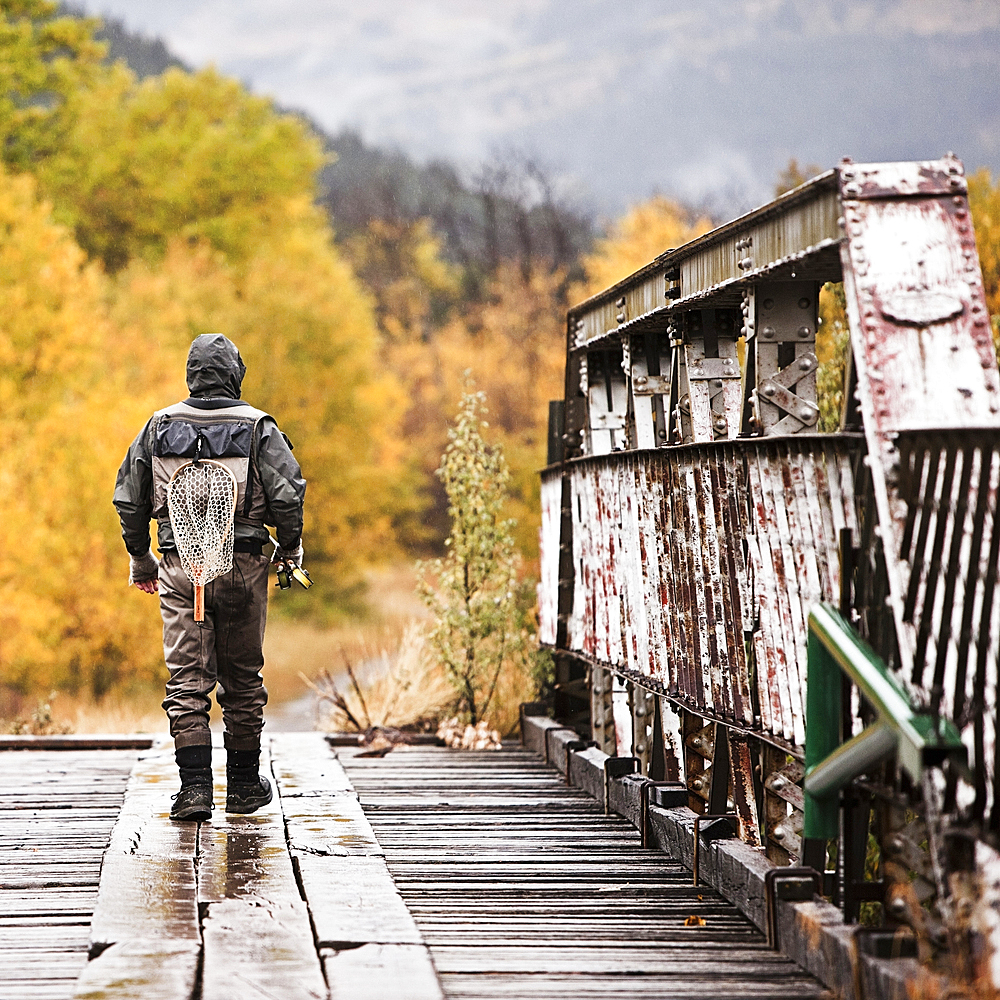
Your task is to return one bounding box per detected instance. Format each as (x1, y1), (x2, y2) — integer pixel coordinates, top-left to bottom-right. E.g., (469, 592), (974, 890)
(77, 0), (1000, 222)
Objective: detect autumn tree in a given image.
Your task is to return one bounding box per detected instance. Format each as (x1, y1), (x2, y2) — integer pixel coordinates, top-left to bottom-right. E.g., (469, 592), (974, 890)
(0, 1), (107, 172)
(0, 11), (405, 702)
(774, 158), (823, 196)
(0, 165), (162, 694)
(969, 168), (1000, 348)
(577, 195), (712, 296)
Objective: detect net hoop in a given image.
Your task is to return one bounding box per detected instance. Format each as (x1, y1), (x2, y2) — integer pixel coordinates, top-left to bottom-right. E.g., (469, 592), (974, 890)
(166, 459), (238, 590)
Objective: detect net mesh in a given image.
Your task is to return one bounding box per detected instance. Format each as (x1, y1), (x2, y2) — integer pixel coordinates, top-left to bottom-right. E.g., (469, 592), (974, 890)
(167, 460), (238, 588)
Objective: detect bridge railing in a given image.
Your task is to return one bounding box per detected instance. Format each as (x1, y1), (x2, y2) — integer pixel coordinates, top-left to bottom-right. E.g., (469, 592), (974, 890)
(538, 156), (1000, 943)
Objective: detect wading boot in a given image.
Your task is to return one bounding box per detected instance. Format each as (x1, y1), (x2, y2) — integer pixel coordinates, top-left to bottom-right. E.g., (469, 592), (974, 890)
(170, 744), (213, 821)
(226, 743), (273, 814)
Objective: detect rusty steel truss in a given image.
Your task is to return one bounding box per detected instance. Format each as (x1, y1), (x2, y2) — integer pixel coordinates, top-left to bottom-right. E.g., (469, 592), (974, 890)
(538, 156), (1000, 944)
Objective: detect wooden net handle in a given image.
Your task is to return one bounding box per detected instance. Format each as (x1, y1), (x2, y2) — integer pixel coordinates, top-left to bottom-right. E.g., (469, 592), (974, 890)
(194, 584), (205, 623)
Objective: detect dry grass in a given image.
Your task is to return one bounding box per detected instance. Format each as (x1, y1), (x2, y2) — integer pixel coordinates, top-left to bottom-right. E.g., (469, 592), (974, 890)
(1, 562), (537, 738)
(263, 562), (432, 706)
(307, 622), (455, 732)
(1, 688), (169, 735)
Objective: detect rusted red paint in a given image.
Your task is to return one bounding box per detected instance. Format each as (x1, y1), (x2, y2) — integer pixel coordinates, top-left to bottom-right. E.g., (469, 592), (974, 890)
(564, 438), (860, 746)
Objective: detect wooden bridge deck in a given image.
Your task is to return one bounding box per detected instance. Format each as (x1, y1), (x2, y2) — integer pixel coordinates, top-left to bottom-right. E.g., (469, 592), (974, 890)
(0, 736), (827, 999)
(342, 745), (826, 999)
(0, 748), (138, 1000)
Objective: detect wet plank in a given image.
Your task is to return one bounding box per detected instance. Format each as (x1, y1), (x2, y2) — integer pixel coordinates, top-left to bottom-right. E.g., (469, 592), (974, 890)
(271, 733), (442, 996)
(72, 940), (200, 1000)
(198, 743), (327, 1000)
(322, 943), (444, 1000)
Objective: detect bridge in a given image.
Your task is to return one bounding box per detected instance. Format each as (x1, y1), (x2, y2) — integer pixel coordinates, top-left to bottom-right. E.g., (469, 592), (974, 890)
(3, 155), (997, 999)
(3, 732), (844, 1000)
(537, 155), (1000, 992)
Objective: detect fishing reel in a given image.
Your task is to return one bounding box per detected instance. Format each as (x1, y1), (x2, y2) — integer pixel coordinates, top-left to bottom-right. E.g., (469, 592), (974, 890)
(268, 534), (314, 591)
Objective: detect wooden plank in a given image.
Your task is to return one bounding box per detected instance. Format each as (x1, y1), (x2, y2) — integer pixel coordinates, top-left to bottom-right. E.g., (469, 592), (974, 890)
(269, 733), (355, 796)
(200, 898), (327, 1000)
(72, 940), (200, 1000)
(0, 747), (137, 1000)
(323, 943), (443, 1000)
(89, 855), (199, 947)
(342, 745), (826, 999)
(197, 741), (328, 1000)
(0, 736), (155, 751)
(296, 855), (423, 946)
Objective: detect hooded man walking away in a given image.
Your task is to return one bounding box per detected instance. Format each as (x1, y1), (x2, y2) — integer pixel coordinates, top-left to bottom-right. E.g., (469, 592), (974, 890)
(113, 334), (306, 821)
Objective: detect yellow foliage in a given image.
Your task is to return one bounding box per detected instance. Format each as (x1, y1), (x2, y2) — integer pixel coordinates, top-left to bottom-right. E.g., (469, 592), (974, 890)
(578, 195), (712, 297)
(969, 168), (1000, 344)
(0, 1), (107, 172)
(1, 30), (404, 695)
(0, 165), (164, 695)
(38, 65), (325, 272)
(385, 262), (566, 562)
(774, 158), (823, 197)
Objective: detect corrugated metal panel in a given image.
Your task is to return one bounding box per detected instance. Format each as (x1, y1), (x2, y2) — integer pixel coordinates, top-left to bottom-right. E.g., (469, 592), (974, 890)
(537, 470), (562, 647)
(565, 438), (862, 746)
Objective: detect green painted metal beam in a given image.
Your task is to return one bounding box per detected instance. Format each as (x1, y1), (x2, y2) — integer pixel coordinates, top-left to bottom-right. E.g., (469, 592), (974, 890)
(803, 603), (966, 840)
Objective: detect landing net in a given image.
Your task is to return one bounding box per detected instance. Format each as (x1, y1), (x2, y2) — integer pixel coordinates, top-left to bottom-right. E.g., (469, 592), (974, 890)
(167, 460), (238, 591)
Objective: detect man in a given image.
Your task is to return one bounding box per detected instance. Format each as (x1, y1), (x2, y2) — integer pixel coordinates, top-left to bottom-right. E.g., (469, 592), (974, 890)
(113, 334), (306, 821)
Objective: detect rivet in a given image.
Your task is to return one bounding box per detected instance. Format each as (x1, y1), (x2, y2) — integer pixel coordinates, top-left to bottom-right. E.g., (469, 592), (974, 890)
(798, 297), (810, 309)
(763, 385), (776, 397)
(763, 298), (774, 310)
(772, 776), (786, 791)
(691, 778), (704, 791)
(953, 196), (964, 205)
(713, 379), (723, 389)
(797, 326), (811, 338)
(636, 375), (648, 384)
(762, 326), (775, 339)
(799, 357), (812, 370)
(773, 826), (786, 841)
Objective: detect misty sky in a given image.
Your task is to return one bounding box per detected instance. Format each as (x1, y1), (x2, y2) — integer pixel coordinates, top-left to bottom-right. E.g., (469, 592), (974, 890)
(78, 0), (1000, 216)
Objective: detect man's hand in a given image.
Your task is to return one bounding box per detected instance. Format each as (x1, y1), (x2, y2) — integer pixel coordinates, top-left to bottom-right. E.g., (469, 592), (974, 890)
(129, 549), (160, 592)
(272, 542), (304, 569)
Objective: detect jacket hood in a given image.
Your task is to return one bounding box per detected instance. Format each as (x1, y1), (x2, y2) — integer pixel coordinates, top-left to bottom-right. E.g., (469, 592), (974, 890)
(185, 334), (246, 399)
